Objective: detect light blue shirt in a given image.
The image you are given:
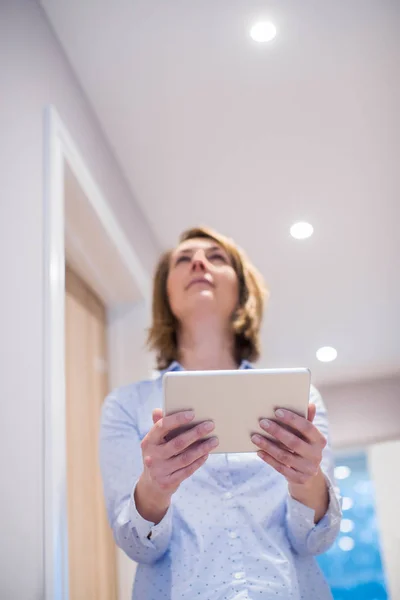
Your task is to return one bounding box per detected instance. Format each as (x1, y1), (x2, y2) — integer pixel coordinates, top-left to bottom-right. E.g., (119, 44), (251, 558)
(100, 361), (342, 600)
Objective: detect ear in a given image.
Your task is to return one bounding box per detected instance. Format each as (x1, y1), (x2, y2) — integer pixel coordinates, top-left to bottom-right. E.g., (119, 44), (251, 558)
(152, 408), (163, 425)
(307, 402), (317, 423)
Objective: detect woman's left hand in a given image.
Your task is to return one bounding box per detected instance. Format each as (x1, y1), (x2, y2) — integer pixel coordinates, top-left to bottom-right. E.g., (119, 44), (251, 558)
(251, 404), (327, 486)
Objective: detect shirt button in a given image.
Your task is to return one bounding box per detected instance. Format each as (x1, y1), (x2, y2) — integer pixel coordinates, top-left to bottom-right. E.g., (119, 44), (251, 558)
(228, 531), (238, 539)
(234, 571), (245, 580)
(223, 492), (233, 500)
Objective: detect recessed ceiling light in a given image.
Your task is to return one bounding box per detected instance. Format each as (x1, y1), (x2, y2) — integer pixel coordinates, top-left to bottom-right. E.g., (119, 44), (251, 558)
(316, 346), (337, 362)
(250, 21), (277, 43)
(334, 465), (351, 480)
(290, 222), (314, 240)
(338, 536), (355, 552)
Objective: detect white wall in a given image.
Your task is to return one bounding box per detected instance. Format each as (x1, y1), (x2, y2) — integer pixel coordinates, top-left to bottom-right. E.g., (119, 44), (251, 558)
(108, 303), (154, 389)
(319, 374), (400, 449)
(368, 440), (400, 600)
(0, 2), (159, 598)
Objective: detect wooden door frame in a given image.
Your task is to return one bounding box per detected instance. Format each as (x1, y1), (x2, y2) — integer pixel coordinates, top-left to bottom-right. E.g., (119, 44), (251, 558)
(43, 106), (150, 600)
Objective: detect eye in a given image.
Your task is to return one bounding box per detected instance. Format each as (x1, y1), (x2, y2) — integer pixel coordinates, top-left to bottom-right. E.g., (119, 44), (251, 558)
(208, 253), (227, 263)
(175, 255), (190, 265)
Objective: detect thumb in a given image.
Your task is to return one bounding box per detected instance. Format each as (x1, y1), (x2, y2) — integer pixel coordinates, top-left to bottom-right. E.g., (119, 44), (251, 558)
(307, 402), (317, 423)
(152, 408), (163, 425)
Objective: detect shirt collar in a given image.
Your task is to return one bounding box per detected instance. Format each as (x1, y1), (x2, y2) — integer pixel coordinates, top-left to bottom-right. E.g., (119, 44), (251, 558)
(161, 359), (253, 376)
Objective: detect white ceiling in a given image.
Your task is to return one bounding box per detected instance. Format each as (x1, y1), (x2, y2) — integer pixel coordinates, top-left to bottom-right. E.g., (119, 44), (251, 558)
(42, 0), (400, 385)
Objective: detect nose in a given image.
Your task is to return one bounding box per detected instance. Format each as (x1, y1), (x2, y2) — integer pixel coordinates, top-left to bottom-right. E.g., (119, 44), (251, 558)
(191, 249), (207, 271)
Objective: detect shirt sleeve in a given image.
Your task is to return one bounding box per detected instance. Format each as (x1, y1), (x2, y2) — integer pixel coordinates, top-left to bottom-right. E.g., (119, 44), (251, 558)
(99, 386), (173, 565)
(285, 385), (342, 556)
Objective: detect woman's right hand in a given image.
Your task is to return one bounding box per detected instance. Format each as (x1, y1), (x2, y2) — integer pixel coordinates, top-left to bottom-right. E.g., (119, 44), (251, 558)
(135, 409), (218, 523)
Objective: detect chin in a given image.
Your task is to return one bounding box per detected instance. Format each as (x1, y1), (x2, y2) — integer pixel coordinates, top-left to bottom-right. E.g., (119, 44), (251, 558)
(180, 295), (219, 319)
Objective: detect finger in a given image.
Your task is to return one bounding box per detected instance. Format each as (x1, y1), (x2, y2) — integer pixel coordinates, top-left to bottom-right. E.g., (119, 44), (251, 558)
(252, 435), (319, 476)
(307, 403), (317, 423)
(162, 420), (215, 459)
(273, 408), (325, 445)
(259, 419), (316, 459)
(152, 408), (163, 425)
(257, 450), (309, 485)
(169, 436), (219, 471)
(167, 452), (210, 487)
(148, 410), (196, 445)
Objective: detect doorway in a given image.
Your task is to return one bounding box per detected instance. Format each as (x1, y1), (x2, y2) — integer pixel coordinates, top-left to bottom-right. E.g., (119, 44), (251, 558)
(44, 107), (150, 600)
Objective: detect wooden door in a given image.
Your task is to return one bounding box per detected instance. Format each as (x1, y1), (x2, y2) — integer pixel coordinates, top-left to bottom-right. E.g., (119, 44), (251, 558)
(65, 266), (117, 600)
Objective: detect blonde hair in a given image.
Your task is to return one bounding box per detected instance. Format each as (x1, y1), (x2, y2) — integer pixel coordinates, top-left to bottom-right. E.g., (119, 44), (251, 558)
(147, 226), (268, 370)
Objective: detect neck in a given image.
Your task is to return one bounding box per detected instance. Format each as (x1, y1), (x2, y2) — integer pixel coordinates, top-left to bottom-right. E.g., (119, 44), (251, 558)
(178, 316), (237, 371)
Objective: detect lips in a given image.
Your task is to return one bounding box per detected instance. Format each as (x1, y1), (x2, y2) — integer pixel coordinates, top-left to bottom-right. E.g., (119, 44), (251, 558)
(187, 277), (214, 289)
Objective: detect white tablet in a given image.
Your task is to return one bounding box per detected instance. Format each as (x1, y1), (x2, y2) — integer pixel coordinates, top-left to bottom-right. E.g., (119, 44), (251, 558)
(162, 367), (311, 454)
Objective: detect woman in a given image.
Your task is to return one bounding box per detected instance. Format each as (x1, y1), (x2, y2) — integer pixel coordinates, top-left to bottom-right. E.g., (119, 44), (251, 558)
(100, 226), (341, 600)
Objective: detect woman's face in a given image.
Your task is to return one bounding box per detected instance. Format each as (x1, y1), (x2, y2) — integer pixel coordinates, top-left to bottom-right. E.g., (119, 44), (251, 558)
(167, 237), (239, 324)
